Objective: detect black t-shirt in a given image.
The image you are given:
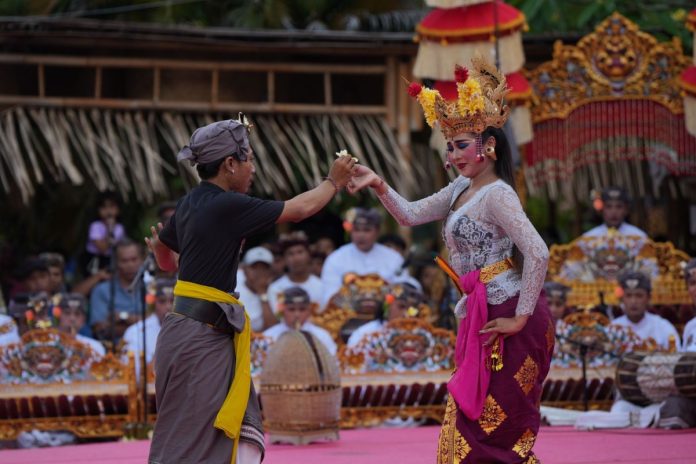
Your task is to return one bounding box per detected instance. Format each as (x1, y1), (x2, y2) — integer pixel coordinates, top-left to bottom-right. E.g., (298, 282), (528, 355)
(159, 181), (284, 293)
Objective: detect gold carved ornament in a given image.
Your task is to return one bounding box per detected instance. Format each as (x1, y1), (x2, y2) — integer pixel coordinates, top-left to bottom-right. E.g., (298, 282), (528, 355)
(528, 13), (690, 123)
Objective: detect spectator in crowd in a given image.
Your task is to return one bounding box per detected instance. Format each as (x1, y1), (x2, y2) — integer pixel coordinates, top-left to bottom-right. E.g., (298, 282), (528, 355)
(313, 236), (336, 257)
(544, 281), (571, 327)
(0, 312), (20, 346)
(347, 281), (424, 347)
(378, 233), (408, 257)
(611, 271), (680, 350)
(583, 186), (647, 238)
(265, 242), (286, 282)
(83, 191), (125, 275)
(89, 239), (144, 341)
(236, 247), (278, 332)
(309, 249), (327, 278)
(157, 201), (177, 225)
(122, 278), (175, 368)
(39, 252), (68, 296)
(321, 208), (404, 306)
(57, 293), (105, 357)
(13, 257), (52, 296)
(681, 259), (696, 352)
(268, 232), (324, 314)
(263, 287), (336, 355)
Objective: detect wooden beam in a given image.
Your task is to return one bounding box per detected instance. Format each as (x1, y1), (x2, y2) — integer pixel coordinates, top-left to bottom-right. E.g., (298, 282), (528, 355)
(267, 71), (275, 104)
(0, 95), (388, 115)
(0, 53), (386, 74)
(153, 67), (160, 102)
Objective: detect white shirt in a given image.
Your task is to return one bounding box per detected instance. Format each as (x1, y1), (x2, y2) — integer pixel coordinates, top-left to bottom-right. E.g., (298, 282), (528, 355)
(583, 223), (648, 238)
(0, 314), (20, 346)
(346, 320), (384, 348)
(682, 317), (696, 352)
(122, 314), (160, 364)
(611, 312), (680, 350)
(263, 321), (337, 356)
(236, 282), (266, 332)
(268, 274), (324, 314)
(320, 243), (404, 307)
(75, 334), (106, 357)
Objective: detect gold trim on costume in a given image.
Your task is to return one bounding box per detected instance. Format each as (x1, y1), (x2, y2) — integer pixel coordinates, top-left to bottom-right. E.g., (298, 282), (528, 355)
(514, 355), (539, 396)
(478, 394), (507, 435)
(512, 429), (537, 458)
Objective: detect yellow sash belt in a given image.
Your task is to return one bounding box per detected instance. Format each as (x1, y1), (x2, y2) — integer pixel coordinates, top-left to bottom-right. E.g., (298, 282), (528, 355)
(173, 280), (250, 464)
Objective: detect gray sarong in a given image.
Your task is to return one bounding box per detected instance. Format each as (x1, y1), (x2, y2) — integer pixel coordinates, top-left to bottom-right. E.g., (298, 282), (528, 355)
(148, 310), (264, 464)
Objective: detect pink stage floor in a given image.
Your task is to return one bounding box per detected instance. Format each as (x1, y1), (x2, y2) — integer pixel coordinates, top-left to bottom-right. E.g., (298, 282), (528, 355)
(2, 426), (695, 463)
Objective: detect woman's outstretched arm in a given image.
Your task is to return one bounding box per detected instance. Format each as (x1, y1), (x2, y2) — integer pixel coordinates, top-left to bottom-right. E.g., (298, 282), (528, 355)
(348, 165), (466, 226)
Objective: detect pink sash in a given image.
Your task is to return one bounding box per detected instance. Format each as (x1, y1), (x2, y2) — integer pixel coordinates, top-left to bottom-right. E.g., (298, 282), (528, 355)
(447, 269), (503, 420)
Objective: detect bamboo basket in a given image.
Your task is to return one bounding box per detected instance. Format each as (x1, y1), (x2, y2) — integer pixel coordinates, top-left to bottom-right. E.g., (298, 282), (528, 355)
(260, 330), (341, 445)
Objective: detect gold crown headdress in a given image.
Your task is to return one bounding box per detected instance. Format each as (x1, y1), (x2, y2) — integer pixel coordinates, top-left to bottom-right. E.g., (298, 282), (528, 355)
(408, 55), (510, 139)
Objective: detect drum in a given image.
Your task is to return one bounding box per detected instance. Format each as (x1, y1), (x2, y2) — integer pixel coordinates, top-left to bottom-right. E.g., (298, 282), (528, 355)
(260, 330), (341, 445)
(615, 352), (696, 406)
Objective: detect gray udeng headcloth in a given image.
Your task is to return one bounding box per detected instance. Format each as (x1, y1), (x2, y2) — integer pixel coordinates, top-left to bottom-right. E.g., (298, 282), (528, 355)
(177, 119), (251, 166)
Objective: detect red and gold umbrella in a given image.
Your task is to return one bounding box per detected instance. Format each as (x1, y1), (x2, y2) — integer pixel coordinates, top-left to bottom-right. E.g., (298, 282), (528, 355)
(414, 1), (527, 79)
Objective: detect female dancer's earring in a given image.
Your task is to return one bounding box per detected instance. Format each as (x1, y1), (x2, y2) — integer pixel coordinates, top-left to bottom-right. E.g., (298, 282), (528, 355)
(485, 146), (497, 161)
(444, 161), (451, 170)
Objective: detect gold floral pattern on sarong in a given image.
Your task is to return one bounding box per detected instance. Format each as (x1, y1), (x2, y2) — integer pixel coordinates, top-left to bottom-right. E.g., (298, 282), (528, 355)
(513, 429), (536, 458)
(514, 355), (539, 396)
(478, 394), (507, 435)
(437, 396), (471, 463)
(525, 455), (540, 464)
(545, 319), (555, 353)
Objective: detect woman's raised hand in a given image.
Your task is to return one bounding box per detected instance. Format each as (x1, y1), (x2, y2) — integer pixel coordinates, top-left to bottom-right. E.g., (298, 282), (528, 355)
(347, 165), (384, 194)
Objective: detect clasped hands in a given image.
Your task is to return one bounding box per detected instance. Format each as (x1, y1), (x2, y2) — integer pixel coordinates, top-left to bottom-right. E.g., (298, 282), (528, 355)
(328, 150), (382, 194)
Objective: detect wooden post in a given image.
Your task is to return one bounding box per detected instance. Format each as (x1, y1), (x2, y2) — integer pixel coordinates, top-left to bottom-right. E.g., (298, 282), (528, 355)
(267, 71), (275, 105)
(324, 72), (332, 106)
(153, 67), (160, 102)
(95, 66), (102, 99)
(211, 69), (219, 105)
(38, 63), (45, 97)
(385, 56), (396, 130)
(397, 61), (412, 164)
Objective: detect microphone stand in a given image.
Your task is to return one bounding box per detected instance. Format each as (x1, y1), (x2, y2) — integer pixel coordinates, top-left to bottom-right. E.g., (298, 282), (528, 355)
(555, 333), (620, 412)
(128, 253), (155, 438)
(107, 233), (117, 354)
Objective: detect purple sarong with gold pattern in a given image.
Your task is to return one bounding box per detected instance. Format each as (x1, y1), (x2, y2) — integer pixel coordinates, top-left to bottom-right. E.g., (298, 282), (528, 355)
(437, 292), (553, 463)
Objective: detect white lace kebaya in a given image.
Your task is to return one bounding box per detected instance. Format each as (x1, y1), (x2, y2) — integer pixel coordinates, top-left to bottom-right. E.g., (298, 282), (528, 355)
(377, 176), (549, 317)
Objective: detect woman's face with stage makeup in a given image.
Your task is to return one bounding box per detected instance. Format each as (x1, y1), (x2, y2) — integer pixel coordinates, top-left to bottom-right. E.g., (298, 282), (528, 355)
(446, 132), (490, 179)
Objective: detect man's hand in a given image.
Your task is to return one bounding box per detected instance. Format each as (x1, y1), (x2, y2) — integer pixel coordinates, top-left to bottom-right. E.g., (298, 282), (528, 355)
(145, 223), (178, 272)
(327, 153), (357, 190)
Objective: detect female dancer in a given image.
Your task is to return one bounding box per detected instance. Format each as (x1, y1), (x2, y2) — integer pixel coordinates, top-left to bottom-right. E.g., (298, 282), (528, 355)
(349, 57), (553, 463)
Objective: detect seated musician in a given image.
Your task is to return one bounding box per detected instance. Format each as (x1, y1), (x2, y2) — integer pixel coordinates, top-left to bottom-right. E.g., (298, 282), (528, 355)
(346, 282), (423, 348)
(0, 313), (20, 346)
(583, 186), (647, 238)
(544, 281), (570, 328)
(682, 259), (696, 352)
(263, 287), (336, 355)
(57, 293), (106, 357)
(611, 271), (680, 350)
(122, 278), (175, 366)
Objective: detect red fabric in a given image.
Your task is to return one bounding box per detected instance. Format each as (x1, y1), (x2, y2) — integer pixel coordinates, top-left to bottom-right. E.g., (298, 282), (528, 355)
(417, 1), (525, 39)
(680, 66), (696, 96)
(447, 269), (498, 420)
(526, 100), (696, 188)
(435, 72), (531, 102)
